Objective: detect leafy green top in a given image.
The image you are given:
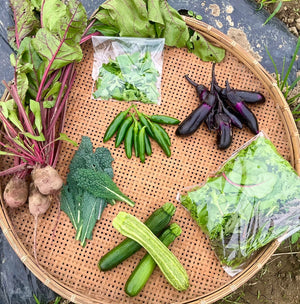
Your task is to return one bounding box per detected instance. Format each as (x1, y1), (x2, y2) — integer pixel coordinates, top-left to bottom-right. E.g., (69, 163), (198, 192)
(1, 0), (88, 174)
(10, 0), (87, 102)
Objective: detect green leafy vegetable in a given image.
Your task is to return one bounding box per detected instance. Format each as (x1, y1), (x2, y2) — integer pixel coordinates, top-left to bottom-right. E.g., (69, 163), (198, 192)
(93, 51), (160, 104)
(74, 169), (135, 207)
(31, 28), (83, 73)
(1, 0), (89, 179)
(8, 0), (40, 50)
(180, 133), (300, 270)
(91, 0), (225, 63)
(61, 136), (134, 246)
(189, 32), (225, 63)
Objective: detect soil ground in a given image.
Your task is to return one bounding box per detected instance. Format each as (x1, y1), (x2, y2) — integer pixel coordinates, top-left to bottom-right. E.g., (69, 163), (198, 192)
(269, 0), (300, 37)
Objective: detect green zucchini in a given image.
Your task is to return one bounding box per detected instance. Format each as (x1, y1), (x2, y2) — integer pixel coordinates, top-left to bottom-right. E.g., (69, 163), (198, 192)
(113, 212), (189, 291)
(125, 223), (182, 297)
(98, 203), (176, 271)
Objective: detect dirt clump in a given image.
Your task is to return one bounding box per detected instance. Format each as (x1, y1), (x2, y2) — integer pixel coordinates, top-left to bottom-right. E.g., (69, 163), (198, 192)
(262, 0), (300, 37)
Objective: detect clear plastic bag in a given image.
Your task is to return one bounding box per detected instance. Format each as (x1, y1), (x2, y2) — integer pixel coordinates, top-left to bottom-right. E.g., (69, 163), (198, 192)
(179, 132), (300, 276)
(91, 36), (165, 104)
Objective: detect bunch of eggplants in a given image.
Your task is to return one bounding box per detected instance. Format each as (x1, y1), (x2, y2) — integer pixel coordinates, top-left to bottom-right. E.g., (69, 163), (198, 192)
(175, 64), (265, 149)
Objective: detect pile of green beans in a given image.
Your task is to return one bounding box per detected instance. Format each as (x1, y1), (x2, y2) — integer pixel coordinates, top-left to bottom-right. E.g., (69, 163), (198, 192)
(103, 105), (180, 163)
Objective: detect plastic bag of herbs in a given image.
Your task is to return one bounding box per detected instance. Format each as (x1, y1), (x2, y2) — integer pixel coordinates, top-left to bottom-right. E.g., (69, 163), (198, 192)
(91, 36), (164, 104)
(180, 132), (300, 275)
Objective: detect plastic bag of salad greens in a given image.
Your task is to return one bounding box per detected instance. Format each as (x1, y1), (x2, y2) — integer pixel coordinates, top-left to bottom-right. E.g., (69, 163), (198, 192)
(180, 132), (300, 276)
(91, 36), (164, 104)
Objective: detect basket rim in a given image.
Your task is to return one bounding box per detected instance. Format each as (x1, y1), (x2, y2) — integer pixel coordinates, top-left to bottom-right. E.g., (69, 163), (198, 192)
(0, 18), (299, 304)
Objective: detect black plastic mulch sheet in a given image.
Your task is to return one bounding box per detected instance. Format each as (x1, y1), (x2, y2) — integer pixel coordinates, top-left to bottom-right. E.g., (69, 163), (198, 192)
(0, 1), (299, 303)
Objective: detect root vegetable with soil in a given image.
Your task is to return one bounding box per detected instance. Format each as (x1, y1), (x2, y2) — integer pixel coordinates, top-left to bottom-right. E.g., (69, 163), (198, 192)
(0, 0), (100, 266)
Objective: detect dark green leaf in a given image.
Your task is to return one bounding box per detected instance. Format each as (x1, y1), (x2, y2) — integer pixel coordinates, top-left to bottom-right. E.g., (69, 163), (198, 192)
(61, 136), (116, 246)
(79, 192), (107, 246)
(75, 169), (135, 207)
(61, 185), (79, 231)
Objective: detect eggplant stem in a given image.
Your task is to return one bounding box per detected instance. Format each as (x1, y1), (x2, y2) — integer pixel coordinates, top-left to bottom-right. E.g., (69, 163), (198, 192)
(185, 75), (199, 87)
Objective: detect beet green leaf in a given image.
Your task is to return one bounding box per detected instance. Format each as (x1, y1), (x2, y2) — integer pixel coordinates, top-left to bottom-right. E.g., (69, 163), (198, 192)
(8, 0), (40, 49)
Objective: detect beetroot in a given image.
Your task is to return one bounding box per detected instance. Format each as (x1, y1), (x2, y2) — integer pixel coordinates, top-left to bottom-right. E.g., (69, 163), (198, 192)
(29, 186), (51, 217)
(28, 184), (52, 266)
(32, 166), (63, 195)
(4, 176), (28, 208)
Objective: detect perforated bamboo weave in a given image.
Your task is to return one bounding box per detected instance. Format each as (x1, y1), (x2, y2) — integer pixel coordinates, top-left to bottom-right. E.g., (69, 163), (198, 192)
(0, 18), (299, 304)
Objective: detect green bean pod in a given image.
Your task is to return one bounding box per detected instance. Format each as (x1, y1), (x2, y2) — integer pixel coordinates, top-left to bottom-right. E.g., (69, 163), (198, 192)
(138, 126), (146, 163)
(144, 132), (152, 156)
(152, 122), (171, 146)
(135, 108), (155, 138)
(133, 119), (139, 157)
(149, 115), (180, 125)
(149, 121), (171, 157)
(103, 106), (132, 142)
(124, 123), (134, 159)
(137, 121), (152, 156)
(115, 116), (133, 147)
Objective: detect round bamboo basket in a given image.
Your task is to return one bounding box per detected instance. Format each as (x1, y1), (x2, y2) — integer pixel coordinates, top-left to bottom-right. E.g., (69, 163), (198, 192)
(0, 18), (299, 304)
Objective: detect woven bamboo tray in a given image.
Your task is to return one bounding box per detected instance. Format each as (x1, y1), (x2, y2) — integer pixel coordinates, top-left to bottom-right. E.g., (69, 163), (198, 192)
(1, 17), (300, 304)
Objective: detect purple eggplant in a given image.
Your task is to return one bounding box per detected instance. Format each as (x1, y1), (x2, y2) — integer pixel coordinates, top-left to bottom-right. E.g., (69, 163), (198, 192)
(215, 113), (233, 150)
(185, 75), (209, 101)
(217, 87), (265, 104)
(212, 63), (265, 104)
(205, 103), (217, 131)
(215, 93), (243, 129)
(225, 81), (259, 134)
(176, 89), (216, 136)
(233, 90), (265, 104)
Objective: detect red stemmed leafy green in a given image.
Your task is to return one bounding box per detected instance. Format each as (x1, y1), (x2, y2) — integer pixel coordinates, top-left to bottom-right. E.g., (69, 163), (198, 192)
(2, 0), (88, 178)
(0, 0), (102, 264)
(8, 0), (40, 50)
